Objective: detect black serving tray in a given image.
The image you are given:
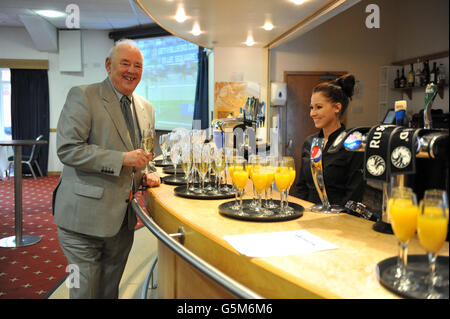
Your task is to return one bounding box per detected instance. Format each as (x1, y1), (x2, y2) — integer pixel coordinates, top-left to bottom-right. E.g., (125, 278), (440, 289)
(174, 184), (235, 200)
(218, 199), (304, 222)
(377, 254), (449, 299)
(161, 175), (187, 186)
(154, 159), (173, 167)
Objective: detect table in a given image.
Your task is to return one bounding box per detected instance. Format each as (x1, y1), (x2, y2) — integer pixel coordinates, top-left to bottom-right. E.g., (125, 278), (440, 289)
(144, 167), (449, 299)
(0, 139), (48, 248)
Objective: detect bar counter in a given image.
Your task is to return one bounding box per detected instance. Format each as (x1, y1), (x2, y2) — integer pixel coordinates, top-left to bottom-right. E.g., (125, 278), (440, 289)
(144, 168), (449, 299)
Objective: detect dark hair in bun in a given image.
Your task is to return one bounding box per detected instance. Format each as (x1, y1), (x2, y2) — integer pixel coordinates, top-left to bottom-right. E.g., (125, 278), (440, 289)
(312, 74), (355, 117)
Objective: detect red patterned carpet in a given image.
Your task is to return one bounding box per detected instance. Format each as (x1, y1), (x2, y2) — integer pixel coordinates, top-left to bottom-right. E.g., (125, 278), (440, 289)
(0, 175), (144, 299)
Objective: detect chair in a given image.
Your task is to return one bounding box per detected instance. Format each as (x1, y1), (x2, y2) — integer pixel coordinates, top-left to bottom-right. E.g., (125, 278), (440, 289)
(8, 135), (44, 179)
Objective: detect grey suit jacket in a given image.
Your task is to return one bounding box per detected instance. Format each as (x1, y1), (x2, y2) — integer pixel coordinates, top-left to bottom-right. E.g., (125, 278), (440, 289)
(53, 78), (155, 237)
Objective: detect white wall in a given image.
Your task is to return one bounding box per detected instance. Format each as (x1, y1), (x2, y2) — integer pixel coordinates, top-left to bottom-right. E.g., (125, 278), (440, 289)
(0, 27), (113, 173)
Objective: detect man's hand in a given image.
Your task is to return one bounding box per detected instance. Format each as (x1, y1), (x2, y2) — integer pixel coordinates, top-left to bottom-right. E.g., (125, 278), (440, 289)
(143, 172), (160, 187)
(123, 149), (153, 168)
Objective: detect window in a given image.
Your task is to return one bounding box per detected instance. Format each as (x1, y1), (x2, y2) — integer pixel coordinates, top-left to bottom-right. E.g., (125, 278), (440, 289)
(0, 68), (11, 140)
(134, 36), (198, 131)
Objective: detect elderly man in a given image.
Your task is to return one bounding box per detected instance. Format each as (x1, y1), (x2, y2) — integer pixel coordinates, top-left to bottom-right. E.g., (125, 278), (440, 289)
(53, 39), (160, 298)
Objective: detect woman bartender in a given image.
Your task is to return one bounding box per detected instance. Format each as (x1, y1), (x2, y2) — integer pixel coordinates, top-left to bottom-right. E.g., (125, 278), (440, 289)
(294, 74), (365, 206)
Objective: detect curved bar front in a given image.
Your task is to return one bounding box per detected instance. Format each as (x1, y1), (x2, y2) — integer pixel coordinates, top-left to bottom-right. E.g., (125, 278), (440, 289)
(144, 170), (449, 299)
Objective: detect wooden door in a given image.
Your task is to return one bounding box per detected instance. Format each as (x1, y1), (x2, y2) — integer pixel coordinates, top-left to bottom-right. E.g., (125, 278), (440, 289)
(283, 71), (346, 189)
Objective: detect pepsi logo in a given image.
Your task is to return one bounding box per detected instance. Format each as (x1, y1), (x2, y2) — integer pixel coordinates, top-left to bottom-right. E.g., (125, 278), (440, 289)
(311, 145), (322, 163)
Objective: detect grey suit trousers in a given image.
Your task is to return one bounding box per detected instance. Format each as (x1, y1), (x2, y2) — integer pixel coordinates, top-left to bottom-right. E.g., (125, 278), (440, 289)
(57, 211), (134, 299)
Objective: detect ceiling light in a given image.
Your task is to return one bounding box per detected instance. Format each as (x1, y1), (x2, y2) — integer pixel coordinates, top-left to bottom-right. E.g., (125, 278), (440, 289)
(263, 22), (274, 31)
(191, 23), (202, 36)
(175, 5), (187, 23)
(35, 10), (66, 18)
(244, 34), (255, 46)
(291, 0), (306, 5)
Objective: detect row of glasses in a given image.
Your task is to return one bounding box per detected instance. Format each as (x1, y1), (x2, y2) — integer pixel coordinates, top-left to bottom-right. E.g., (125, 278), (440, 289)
(389, 187), (448, 298)
(227, 155), (296, 215)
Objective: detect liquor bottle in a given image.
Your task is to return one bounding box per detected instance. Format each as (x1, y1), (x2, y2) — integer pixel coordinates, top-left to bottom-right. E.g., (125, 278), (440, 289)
(415, 60), (422, 86)
(424, 60), (431, 85)
(394, 69), (400, 88)
(430, 62), (437, 84)
(437, 63), (445, 86)
(399, 67), (407, 88)
(408, 63), (415, 87)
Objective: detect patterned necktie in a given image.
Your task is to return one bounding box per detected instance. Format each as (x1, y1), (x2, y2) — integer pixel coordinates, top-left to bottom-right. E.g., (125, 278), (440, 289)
(120, 95), (137, 149)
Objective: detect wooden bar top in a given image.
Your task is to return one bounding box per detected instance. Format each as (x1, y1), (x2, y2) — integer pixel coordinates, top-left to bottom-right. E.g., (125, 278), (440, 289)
(145, 168), (449, 299)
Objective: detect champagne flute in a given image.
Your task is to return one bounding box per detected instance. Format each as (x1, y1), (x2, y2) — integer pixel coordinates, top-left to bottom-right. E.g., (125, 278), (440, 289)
(264, 156), (277, 210)
(275, 157), (294, 214)
(141, 126), (154, 173)
(159, 134), (170, 165)
(284, 157), (296, 213)
(250, 156), (270, 215)
(181, 144), (192, 192)
(231, 157), (248, 216)
(417, 190), (449, 299)
(248, 154), (260, 208)
(389, 186), (418, 292)
(199, 144), (212, 194)
(170, 142), (182, 182)
(213, 148), (226, 193)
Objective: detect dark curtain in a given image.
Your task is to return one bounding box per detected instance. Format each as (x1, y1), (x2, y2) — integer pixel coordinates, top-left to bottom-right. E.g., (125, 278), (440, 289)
(193, 47), (209, 129)
(10, 69), (50, 175)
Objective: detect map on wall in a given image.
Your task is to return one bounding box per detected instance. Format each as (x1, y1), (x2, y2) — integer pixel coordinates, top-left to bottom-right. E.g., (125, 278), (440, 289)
(214, 81), (260, 119)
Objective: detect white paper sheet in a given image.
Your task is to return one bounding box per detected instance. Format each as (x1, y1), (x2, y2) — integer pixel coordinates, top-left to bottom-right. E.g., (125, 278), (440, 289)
(223, 230), (338, 258)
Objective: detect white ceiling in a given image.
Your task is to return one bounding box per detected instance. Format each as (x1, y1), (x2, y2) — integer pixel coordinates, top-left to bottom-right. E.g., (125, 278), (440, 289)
(0, 0), (154, 30)
(136, 0), (361, 48)
(0, 0), (360, 49)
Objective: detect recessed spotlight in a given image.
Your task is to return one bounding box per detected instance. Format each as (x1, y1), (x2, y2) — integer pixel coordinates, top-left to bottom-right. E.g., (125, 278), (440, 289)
(192, 23), (202, 36)
(35, 10), (66, 18)
(175, 5), (187, 23)
(263, 22), (274, 31)
(244, 34), (255, 46)
(291, 0), (306, 5)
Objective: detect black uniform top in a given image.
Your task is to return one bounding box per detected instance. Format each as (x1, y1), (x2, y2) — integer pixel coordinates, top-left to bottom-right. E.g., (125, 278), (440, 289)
(294, 125), (366, 206)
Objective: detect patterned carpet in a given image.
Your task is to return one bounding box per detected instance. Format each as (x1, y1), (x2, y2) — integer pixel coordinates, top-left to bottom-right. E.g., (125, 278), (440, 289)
(0, 175), (144, 299)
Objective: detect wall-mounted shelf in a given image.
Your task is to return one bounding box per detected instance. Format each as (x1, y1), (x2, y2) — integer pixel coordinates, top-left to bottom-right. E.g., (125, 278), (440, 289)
(392, 81), (447, 100)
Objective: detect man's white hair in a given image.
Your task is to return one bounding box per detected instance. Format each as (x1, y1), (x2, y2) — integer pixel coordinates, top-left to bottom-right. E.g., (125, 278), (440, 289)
(108, 38), (140, 59)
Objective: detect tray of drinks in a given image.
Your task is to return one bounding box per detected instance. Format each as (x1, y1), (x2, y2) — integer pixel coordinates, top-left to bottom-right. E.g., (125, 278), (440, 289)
(377, 255), (449, 299)
(154, 159), (172, 167)
(218, 199), (304, 222)
(174, 184), (235, 200)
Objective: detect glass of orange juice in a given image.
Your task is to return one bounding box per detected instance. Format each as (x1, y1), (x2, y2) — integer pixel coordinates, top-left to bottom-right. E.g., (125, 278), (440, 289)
(250, 157), (269, 214)
(231, 156), (248, 215)
(389, 186), (418, 292)
(417, 190), (449, 299)
(275, 157), (294, 213)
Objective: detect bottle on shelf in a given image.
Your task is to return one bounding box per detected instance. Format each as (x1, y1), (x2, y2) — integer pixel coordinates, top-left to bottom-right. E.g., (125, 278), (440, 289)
(424, 60), (431, 85)
(394, 69), (400, 88)
(437, 63), (445, 86)
(408, 63), (415, 87)
(399, 67), (407, 88)
(430, 62), (438, 84)
(415, 59), (422, 87)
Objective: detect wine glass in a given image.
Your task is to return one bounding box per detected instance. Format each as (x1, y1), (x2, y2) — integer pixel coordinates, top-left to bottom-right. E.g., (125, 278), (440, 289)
(250, 156), (270, 215)
(231, 156), (248, 216)
(141, 125), (154, 173)
(199, 144), (212, 194)
(170, 142), (182, 182)
(389, 186), (418, 292)
(417, 190), (449, 299)
(159, 134), (170, 165)
(284, 157), (297, 213)
(191, 143), (202, 193)
(213, 148), (226, 193)
(275, 157), (295, 214)
(264, 156), (277, 210)
(181, 144), (192, 192)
